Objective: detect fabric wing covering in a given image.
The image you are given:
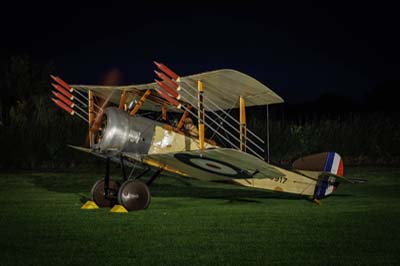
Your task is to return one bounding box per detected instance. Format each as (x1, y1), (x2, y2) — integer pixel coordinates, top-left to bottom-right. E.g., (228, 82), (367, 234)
(140, 148), (285, 181)
(71, 69), (284, 111)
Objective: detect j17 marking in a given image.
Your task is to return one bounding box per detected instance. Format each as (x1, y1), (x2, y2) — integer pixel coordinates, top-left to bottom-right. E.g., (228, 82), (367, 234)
(273, 176), (287, 183)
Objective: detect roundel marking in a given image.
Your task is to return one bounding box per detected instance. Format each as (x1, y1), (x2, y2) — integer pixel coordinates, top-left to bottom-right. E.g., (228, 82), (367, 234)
(189, 158), (238, 175)
(174, 153), (252, 178)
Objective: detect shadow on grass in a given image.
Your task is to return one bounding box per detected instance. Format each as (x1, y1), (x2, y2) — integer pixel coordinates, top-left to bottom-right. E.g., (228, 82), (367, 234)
(327, 194), (353, 198)
(150, 183), (304, 202)
(30, 172), (306, 203)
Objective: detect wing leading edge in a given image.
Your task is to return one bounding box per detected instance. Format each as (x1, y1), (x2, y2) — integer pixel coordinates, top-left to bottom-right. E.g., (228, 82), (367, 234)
(71, 69), (283, 111)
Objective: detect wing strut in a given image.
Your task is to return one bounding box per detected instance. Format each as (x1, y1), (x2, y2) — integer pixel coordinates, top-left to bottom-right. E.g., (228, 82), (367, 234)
(177, 80), (264, 158)
(129, 89), (152, 117)
(161, 103), (167, 121)
(198, 80), (205, 150)
(176, 105), (192, 130)
(240, 96), (247, 151)
(88, 90), (94, 147)
(153, 62), (263, 159)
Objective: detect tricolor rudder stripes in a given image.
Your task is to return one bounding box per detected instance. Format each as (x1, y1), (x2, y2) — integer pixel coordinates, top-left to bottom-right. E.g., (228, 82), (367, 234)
(324, 152), (344, 176)
(314, 152), (344, 199)
(314, 174), (338, 199)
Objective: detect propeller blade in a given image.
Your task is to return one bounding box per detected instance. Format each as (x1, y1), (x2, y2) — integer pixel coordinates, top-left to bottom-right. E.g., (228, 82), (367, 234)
(118, 90), (127, 110)
(89, 91), (114, 134)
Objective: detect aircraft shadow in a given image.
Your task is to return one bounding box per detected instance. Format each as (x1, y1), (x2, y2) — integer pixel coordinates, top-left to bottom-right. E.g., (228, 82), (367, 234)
(30, 173), (305, 203)
(149, 183), (303, 202)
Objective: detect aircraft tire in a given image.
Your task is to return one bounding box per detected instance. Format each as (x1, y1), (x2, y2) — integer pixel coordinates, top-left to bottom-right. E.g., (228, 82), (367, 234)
(118, 180), (151, 211)
(90, 178), (119, 208)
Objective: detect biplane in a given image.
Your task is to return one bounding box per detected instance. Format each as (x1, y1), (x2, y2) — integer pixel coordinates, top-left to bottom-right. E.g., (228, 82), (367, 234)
(50, 61), (352, 212)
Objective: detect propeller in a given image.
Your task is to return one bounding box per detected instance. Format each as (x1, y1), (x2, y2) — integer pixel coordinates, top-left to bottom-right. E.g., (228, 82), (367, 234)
(89, 92), (114, 134)
(87, 69), (124, 146)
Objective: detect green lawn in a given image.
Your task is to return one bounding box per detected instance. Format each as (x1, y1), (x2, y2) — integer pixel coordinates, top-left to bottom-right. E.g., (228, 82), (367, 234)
(0, 167), (399, 266)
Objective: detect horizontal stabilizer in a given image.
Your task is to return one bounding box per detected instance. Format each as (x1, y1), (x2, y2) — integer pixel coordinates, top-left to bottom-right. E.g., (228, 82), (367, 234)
(319, 172), (355, 184)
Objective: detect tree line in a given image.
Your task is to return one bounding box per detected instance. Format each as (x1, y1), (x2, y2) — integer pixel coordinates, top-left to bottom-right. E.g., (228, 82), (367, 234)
(0, 55), (399, 170)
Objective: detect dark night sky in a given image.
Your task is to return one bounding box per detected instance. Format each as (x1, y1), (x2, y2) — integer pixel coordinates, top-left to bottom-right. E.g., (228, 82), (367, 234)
(1, 1), (399, 103)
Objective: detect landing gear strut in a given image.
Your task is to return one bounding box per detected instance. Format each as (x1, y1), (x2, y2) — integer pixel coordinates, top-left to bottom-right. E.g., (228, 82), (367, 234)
(89, 155), (163, 211)
(91, 157), (119, 207)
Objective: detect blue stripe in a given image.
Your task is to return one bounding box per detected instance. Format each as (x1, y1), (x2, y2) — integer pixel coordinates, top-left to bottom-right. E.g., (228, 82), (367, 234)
(317, 181), (327, 198)
(316, 176), (329, 198)
(324, 152), (335, 172)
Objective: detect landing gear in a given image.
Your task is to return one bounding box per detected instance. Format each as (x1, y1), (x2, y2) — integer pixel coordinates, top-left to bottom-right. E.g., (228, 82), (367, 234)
(118, 180), (151, 211)
(90, 156), (120, 207)
(116, 162), (163, 211)
(88, 155), (162, 212)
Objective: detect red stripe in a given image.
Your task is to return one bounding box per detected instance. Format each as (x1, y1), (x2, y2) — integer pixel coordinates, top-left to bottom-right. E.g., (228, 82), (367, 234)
(337, 159), (344, 176)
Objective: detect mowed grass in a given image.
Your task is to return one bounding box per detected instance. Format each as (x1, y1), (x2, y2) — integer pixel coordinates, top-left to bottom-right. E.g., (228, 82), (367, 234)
(0, 167), (399, 266)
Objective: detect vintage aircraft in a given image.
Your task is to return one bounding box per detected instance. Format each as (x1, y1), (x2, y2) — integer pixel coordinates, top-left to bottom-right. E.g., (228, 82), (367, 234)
(50, 61), (352, 212)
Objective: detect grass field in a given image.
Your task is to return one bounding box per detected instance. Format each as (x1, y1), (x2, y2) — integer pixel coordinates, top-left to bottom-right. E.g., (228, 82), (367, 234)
(0, 167), (399, 266)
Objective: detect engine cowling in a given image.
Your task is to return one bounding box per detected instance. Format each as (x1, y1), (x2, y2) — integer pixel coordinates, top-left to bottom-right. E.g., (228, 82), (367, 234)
(93, 107), (155, 155)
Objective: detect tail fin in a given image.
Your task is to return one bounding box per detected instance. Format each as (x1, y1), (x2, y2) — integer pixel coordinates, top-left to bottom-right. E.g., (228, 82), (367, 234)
(323, 152), (344, 176)
(292, 152), (344, 176)
(293, 152), (344, 199)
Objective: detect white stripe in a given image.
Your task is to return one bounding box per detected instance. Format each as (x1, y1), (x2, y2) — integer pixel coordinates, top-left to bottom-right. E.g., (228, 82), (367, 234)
(325, 176), (336, 196)
(331, 153), (341, 175)
(325, 185), (334, 195)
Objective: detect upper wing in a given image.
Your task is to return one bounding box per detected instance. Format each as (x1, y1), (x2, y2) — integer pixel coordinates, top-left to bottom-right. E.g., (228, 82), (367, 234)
(177, 69), (284, 110)
(71, 69), (283, 111)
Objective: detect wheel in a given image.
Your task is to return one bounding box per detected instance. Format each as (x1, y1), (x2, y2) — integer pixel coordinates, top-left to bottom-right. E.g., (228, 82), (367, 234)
(90, 178), (120, 208)
(118, 180), (151, 211)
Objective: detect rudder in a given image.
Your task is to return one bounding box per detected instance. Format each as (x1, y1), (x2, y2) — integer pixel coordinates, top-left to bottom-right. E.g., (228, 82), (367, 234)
(323, 152), (344, 176)
(293, 152), (344, 199)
